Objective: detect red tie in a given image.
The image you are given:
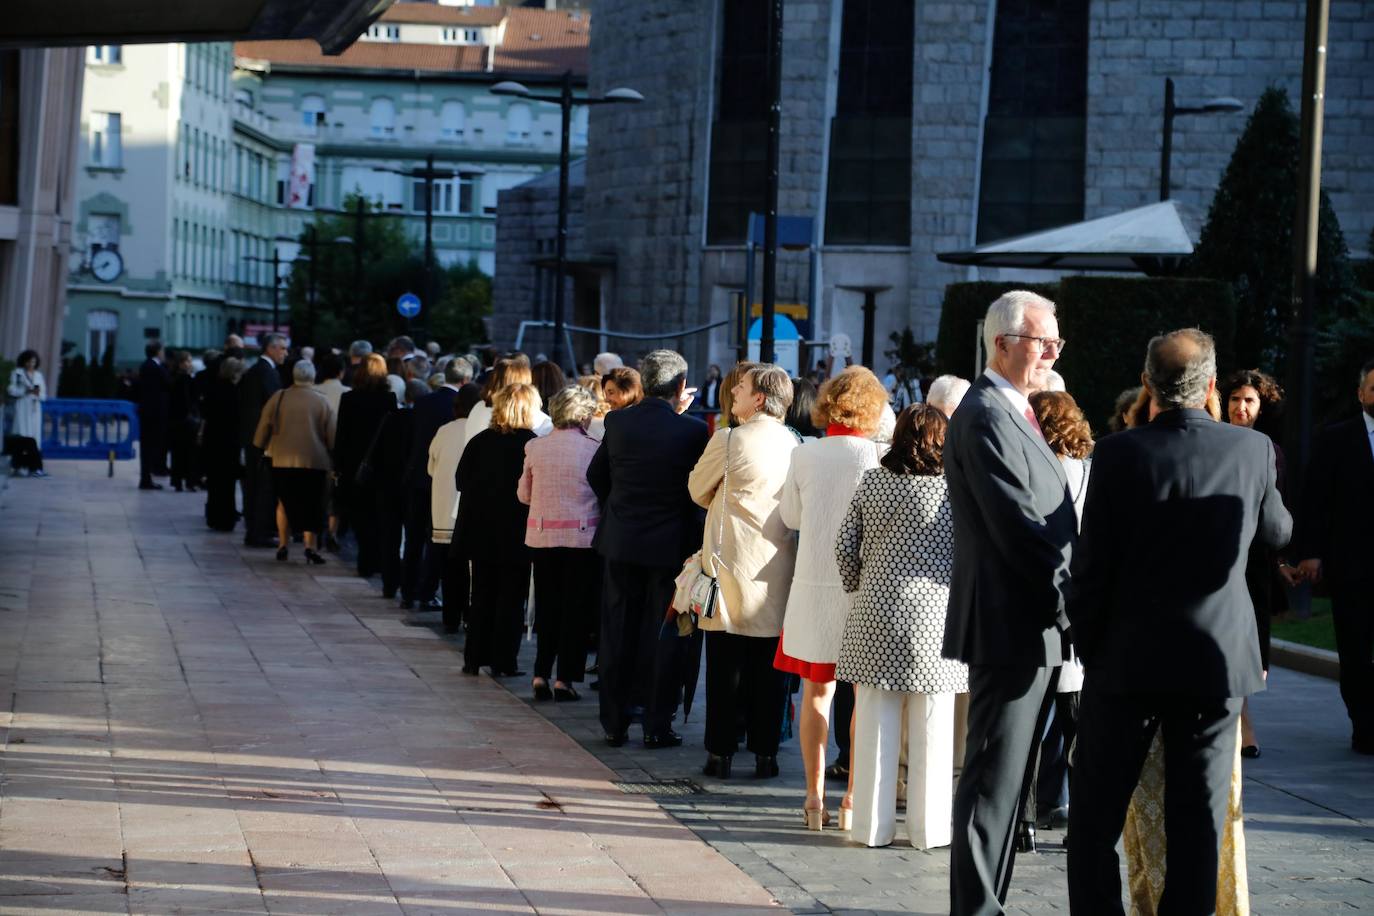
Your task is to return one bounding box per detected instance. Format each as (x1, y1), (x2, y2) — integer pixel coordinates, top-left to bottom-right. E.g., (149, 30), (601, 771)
(1024, 405), (1043, 437)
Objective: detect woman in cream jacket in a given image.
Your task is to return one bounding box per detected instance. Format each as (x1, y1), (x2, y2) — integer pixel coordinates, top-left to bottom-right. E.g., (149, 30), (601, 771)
(688, 363), (799, 780)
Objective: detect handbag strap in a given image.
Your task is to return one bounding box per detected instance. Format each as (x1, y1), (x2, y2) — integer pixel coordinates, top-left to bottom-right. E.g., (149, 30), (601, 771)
(263, 385), (287, 451)
(713, 428), (732, 561)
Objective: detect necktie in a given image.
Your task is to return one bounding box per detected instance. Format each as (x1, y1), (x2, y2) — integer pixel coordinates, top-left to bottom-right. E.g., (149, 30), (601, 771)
(1024, 405), (1043, 437)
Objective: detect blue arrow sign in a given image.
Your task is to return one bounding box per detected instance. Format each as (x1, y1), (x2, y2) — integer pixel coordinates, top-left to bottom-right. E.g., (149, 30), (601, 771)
(396, 292), (421, 318)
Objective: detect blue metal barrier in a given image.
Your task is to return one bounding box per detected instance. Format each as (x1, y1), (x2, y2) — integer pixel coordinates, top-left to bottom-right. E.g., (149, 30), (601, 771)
(40, 399), (140, 471)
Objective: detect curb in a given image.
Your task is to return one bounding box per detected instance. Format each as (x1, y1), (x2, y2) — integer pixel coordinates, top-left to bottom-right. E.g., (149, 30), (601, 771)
(1271, 637), (1339, 681)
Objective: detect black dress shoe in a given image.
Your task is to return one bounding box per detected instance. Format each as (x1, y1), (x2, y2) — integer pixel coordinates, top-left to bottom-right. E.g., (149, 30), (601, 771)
(703, 754), (732, 779)
(553, 684), (580, 702)
(824, 759), (849, 781)
(643, 730), (683, 749)
(533, 681), (554, 701)
(398, 598), (415, 610)
(420, 598), (443, 612)
(1241, 745), (1261, 759)
(604, 732), (628, 748)
(754, 755), (779, 779)
(138, 482), (163, 491)
(1015, 820), (1037, 854)
(460, 664), (480, 676)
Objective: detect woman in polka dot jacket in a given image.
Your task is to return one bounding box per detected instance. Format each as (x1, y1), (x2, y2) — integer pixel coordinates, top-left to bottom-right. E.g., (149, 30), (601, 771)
(835, 403), (969, 849)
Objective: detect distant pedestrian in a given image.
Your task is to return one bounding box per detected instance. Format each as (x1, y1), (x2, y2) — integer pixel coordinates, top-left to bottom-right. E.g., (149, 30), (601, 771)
(342, 340), (372, 387)
(252, 359), (334, 565)
(238, 333), (287, 545)
(168, 350), (201, 492)
(593, 352), (623, 377)
(137, 340), (172, 490)
(202, 356), (244, 531)
(333, 353), (396, 583)
(5, 349), (46, 477)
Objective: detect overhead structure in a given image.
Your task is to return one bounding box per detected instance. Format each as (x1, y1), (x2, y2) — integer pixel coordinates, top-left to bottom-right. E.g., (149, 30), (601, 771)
(0, 0), (395, 55)
(936, 199), (1201, 275)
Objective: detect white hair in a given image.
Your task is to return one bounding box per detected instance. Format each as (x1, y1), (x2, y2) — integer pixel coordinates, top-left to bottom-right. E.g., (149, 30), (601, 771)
(983, 290), (1057, 366)
(927, 375), (971, 415)
(292, 359), (316, 384)
(593, 352), (623, 375)
(1041, 369), (1066, 393)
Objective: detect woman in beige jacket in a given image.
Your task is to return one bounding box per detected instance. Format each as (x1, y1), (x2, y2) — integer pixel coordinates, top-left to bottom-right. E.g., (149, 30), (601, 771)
(252, 359), (335, 565)
(688, 363), (800, 780)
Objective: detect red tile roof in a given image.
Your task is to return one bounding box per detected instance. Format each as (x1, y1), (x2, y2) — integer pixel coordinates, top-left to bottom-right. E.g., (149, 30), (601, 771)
(492, 8), (590, 76)
(234, 39), (488, 74)
(379, 3), (505, 27)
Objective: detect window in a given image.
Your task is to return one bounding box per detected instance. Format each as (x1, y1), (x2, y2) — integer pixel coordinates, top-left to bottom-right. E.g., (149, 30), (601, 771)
(824, 0), (913, 246)
(445, 28), (482, 43)
(89, 112), (121, 167)
(87, 213), (120, 260)
(234, 88), (253, 108)
(975, 0), (1088, 243)
(410, 175), (477, 215)
(505, 103), (531, 145)
(439, 101), (466, 140)
(370, 97), (397, 138)
(571, 107), (589, 147)
(366, 24), (400, 41)
(87, 310), (118, 362)
(88, 45), (122, 65)
(301, 94), (326, 135)
(706, 0), (769, 244)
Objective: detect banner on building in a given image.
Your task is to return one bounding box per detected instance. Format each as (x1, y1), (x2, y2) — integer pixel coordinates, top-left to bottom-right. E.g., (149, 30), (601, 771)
(287, 143), (315, 210)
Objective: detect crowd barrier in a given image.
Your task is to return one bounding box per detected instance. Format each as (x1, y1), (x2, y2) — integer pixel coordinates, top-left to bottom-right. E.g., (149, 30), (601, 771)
(39, 399), (140, 475)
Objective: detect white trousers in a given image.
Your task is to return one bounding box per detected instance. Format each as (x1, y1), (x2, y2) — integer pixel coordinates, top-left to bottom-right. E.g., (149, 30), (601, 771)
(850, 686), (956, 849)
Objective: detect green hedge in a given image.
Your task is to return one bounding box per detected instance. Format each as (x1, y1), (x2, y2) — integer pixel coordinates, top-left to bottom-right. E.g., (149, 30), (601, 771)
(933, 281), (1060, 379)
(1056, 276), (1235, 432)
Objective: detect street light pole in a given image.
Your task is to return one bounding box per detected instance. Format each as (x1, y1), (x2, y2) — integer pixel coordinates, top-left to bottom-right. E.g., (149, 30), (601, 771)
(759, 0), (784, 365)
(271, 248), (281, 334)
(1159, 78), (1245, 201)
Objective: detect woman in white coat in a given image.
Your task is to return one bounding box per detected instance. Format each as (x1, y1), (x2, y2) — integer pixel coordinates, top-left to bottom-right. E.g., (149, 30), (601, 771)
(6, 350), (47, 477)
(775, 365), (890, 829)
(836, 404), (967, 849)
(688, 363), (800, 780)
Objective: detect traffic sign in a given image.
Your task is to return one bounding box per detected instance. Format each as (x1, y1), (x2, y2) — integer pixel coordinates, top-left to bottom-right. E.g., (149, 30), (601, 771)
(396, 292), (422, 318)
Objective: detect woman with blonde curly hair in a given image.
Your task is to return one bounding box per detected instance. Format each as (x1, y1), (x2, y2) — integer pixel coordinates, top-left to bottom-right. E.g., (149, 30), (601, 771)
(776, 365), (890, 830)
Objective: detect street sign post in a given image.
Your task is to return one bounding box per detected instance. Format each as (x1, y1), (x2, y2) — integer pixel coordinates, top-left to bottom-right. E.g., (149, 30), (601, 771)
(396, 292), (421, 319)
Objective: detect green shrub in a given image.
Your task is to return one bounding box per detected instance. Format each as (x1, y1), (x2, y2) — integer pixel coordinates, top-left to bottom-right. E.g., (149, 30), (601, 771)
(1056, 276), (1236, 431)
(933, 281), (1060, 379)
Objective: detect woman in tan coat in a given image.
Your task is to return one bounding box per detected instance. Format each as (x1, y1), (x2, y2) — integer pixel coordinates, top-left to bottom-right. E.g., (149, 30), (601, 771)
(252, 359), (334, 565)
(688, 363), (800, 780)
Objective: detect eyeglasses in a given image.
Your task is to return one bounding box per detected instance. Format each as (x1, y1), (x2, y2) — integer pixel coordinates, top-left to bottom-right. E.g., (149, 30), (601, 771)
(1004, 334), (1066, 354)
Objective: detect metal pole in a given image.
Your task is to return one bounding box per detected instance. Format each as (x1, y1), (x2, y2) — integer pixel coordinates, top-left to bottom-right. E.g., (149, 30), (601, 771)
(353, 197), (365, 332)
(1160, 78), (1175, 202)
(553, 71), (573, 372)
(760, 0), (783, 364)
(1285, 0), (1330, 483)
(423, 153), (435, 339)
(861, 290), (876, 368)
(306, 224), (317, 346)
(271, 248), (280, 334)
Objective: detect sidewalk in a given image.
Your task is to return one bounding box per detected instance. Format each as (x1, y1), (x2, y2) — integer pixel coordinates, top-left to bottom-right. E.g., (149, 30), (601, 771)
(0, 461), (780, 915)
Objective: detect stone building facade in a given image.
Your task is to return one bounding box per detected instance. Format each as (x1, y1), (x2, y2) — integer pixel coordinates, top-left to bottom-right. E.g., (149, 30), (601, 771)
(570, 0), (1374, 377)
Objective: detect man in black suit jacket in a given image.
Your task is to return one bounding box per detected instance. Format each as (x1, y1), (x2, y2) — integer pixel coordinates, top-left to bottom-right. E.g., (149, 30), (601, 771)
(587, 349), (708, 748)
(1292, 358), (1374, 754)
(399, 358), (472, 609)
(942, 291), (1076, 916)
(238, 333), (287, 546)
(1066, 329), (1291, 915)
(137, 340), (172, 490)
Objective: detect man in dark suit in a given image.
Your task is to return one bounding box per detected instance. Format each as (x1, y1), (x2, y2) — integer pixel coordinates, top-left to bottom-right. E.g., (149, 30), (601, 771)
(1292, 357), (1374, 755)
(942, 291), (1076, 916)
(587, 349), (708, 749)
(399, 358), (472, 610)
(137, 340), (172, 490)
(1065, 328), (1291, 914)
(238, 333), (287, 547)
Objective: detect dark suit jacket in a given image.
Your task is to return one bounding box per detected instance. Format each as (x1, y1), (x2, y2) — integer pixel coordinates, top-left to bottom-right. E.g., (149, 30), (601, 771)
(237, 358), (282, 449)
(455, 427), (536, 561)
(942, 374), (1077, 667)
(587, 397), (710, 568)
(333, 387), (396, 486)
(137, 358), (171, 429)
(405, 386), (460, 489)
(1293, 414), (1374, 585)
(1066, 408), (1292, 697)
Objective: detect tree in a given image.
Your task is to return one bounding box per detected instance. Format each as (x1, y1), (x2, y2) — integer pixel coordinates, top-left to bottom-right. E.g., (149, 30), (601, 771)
(1188, 86), (1356, 376)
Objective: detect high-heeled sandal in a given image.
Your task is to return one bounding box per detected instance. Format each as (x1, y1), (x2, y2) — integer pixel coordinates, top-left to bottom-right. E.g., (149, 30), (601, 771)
(304, 549), (326, 566)
(837, 799), (854, 832)
(803, 803), (831, 831)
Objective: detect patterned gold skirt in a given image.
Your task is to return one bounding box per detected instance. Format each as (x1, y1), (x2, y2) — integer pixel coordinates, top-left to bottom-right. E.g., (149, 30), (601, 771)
(1122, 721), (1248, 915)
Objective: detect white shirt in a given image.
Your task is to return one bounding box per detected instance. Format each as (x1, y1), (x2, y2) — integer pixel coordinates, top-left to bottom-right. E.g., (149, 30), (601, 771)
(983, 368), (1034, 424)
(1364, 411), (1374, 463)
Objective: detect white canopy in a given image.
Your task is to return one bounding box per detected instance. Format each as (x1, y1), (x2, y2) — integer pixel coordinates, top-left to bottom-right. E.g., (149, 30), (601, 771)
(937, 200), (1201, 274)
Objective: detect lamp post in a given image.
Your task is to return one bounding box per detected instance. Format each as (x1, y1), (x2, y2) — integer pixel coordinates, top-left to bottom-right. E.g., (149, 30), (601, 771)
(373, 155), (456, 340)
(491, 75), (643, 372)
(242, 250), (284, 335)
(1159, 77), (1245, 201)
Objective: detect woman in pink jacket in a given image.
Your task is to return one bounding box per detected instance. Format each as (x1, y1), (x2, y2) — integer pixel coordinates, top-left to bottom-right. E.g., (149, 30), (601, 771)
(517, 384), (603, 702)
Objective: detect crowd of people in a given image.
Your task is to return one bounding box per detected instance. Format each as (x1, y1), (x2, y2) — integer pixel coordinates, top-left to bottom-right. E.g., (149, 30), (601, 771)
(7, 286), (1373, 915)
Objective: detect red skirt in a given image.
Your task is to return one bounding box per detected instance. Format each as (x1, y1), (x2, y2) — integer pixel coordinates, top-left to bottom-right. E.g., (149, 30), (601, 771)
(773, 631), (837, 683)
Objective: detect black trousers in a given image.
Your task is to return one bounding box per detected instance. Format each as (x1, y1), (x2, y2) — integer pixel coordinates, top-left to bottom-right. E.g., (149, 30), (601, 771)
(204, 467), (239, 531)
(599, 559), (681, 739)
(467, 557), (531, 673)
(1067, 688), (1243, 916)
(345, 483), (382, 578)
(169, 422), (198, 487)
(376, 489), (405, 596)
(833, 680), (854, 760)
(704, 631), (788, 757)
(6, 436), (42, 472)
(1331, 578), (1374, 743)
(401, 486), (438, 602)
(441, 541), (469, 632)
(950, 664), (1058, 916)
(240, 447), (276, 543)
(139, 424), (166, 483)
(532, 547), (597, 683)
(1023, 690), (1080, 822)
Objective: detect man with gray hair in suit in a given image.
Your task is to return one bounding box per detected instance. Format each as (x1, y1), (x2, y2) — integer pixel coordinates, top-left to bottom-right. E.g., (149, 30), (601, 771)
(943, 290), (1077, 915)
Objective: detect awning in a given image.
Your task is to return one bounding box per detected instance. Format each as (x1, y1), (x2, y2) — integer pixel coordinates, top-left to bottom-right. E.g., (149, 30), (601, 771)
(936, 200), (1201, 275)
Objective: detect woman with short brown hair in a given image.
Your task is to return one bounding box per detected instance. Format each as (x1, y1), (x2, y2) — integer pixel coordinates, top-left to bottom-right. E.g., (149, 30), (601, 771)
(601, 366), (644, 411)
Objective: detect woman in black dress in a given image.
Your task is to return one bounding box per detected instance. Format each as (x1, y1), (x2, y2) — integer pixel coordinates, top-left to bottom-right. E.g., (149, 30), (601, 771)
(202, 357), (244, 531)
(168, 350), (201, 491)
(456, 383), (541, 677)
(333, 353), (396, 582)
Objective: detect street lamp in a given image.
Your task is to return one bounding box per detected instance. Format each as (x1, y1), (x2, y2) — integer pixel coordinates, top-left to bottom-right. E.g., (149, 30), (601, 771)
(1160, 78), (1245, 201)
(491, 75), (643, 371)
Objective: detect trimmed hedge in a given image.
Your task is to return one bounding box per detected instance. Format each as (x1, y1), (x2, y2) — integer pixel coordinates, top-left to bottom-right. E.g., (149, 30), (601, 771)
(1056, 276), (1235, 432)
(933, 281), (1059, 379)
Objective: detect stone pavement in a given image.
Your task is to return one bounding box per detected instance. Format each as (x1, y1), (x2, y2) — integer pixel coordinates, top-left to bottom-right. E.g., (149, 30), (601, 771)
(0, 461), (779, 915)
(4, 462), (1373, 915)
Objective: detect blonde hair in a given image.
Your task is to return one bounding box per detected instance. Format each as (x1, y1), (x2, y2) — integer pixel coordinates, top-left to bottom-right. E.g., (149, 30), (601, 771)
(490, 383), (541, 433)
(549, 384), (598, 429)
(482, 358), (534, 406)
(812, 366), (888, 434)
(577, 375), (609, 418)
